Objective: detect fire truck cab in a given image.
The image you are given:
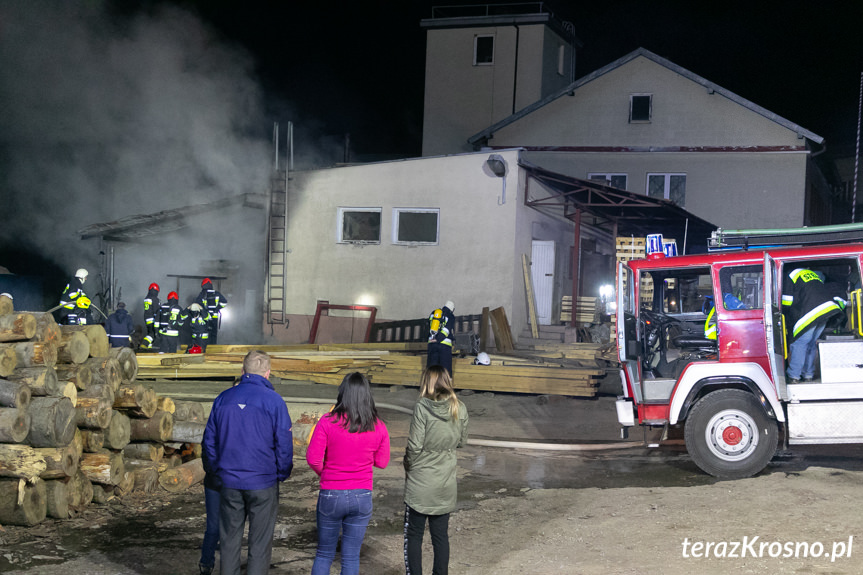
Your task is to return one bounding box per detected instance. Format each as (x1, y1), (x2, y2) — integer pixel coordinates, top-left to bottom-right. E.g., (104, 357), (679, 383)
(615, 240), (863, 479)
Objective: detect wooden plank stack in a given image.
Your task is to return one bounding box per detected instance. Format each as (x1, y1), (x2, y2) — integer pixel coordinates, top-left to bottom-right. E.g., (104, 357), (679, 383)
(560, 296), (598, 325)
(136, 338), (606, 397)
(0, 295), (208, 526)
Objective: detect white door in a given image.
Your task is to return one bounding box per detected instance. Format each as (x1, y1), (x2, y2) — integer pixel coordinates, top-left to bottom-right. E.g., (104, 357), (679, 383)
(531, 241), (555, 325)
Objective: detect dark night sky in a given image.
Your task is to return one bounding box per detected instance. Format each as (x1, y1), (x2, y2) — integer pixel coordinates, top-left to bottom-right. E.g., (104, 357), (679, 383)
(164, 0), (863, 156)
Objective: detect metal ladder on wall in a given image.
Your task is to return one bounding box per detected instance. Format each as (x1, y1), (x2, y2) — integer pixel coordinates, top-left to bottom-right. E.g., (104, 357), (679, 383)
(266, 122), (291, 324)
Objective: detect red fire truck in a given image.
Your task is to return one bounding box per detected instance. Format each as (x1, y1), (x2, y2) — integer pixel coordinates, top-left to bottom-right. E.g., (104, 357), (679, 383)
(615, 229), (863, 479)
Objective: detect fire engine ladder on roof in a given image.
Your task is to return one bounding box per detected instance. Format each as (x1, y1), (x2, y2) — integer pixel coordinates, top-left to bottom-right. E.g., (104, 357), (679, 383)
(266, 122), (291, 325)
(709, 223), (863, 251)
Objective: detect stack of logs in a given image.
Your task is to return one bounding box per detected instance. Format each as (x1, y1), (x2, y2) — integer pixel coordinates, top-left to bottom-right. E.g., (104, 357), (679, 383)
(0, 294), (207, 526)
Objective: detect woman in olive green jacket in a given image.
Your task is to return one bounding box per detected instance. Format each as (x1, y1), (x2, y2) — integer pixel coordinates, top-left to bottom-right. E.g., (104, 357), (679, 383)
(403, 365), (469, 575)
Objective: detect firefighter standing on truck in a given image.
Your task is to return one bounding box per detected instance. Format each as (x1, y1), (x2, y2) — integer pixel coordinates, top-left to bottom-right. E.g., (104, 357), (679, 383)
(427, 301), (456, 376)
(196, 278), (227, 346)
(782, 268), (845, 383)
(58, 268), (91, 325)
(157, 291), (186, 353)
(141, 282), (161, 351)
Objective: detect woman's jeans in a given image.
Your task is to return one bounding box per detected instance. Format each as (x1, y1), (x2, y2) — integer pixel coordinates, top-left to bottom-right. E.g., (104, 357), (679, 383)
(199, 485), (220, 567)
(404, 504), (450, 575)
(312, 489), (373, 575)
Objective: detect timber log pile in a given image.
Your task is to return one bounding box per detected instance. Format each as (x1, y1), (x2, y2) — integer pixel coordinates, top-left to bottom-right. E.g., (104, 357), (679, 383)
(136, 341), (607, 397)
(0, 295), (207, 526)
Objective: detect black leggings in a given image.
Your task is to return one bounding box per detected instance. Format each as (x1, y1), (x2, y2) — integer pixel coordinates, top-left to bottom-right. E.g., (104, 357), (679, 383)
(404, 504), (450, 575)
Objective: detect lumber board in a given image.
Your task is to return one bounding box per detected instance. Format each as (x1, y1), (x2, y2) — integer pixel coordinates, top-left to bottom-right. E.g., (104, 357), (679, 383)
(488, 307), (514, 353)
(522, 254), (540, 339)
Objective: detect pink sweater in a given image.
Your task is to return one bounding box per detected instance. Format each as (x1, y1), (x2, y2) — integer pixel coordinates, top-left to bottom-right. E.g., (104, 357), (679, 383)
(305, 414), (390, 490)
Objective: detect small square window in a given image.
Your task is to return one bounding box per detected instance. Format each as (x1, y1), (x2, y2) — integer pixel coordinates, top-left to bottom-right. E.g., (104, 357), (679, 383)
(588, 173), (628, 190)
(393, 208), (439, 245)
(337, 208), (381, 244)
(630, 94), (652, 122)
(647, 173), (686, 207)
(474, 35), (494, 65)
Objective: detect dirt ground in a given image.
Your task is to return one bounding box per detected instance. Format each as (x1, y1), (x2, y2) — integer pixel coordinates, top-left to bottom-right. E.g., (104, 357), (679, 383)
(2, 374), (863, 575)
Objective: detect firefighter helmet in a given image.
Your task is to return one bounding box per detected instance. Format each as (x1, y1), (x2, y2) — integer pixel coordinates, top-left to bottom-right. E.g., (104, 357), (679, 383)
(75, 268), (88, 282)
(445, 300), (455, 312)
(168, 291), (179, 300)
(474, 352), (491, 365)
(201, 278), (211, 287)
(187, 345), (203, 354)
(190, 303), (202, 312)
(148, 283), (159, 292)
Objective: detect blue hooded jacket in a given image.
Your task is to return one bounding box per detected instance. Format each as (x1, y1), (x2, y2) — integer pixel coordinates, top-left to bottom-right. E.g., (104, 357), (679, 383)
(202, 373), (293, 490)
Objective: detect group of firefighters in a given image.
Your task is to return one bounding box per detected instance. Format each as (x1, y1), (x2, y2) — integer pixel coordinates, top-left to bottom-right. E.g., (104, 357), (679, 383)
(58, 269), (227, 353)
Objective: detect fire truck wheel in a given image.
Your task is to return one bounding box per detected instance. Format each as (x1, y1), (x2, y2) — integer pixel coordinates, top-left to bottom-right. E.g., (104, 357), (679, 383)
(684, 388), (778, 479)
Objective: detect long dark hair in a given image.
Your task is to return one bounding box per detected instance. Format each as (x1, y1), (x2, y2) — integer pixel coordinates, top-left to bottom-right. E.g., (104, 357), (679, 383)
(331, 372), (380, 433)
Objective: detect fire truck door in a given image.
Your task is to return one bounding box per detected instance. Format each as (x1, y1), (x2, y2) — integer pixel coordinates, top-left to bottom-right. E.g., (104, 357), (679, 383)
(763, 253), (788, 399)
(617, 262), (642, 403)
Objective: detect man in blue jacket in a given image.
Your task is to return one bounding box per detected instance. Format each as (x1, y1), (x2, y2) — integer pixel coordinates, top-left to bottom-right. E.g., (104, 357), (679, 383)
(202, 350), (293, 575)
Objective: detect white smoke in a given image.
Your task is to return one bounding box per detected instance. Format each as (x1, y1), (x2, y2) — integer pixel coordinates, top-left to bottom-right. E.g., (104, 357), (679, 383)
(0, 0), (271, 274)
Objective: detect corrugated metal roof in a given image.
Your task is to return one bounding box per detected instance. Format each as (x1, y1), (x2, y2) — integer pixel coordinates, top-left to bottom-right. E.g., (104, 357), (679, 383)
(77, 193), (266, 241)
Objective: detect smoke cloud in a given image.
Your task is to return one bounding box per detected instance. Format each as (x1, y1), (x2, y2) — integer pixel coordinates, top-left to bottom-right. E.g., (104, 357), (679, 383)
(0, 0), (271, 276)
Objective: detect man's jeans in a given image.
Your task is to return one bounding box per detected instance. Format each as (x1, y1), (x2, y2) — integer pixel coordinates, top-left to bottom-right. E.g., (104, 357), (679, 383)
(311, 489), (373, 575)
(199, 485), (220, 568)
(787, 322), (826, 380)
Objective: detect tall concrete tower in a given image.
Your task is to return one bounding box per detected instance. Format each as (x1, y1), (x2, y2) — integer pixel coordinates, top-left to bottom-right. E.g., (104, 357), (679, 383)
(420, 4), (580, 156)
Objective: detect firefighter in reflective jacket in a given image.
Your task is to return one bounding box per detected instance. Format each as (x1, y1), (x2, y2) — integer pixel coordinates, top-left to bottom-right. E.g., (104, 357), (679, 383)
(59, 268), (91, 325)
(141, 282), (160, 350)
(157, 291), (186, 353)
(782, 268), (846, 382)
(187, 303), (211, 352)
(703, 296), (717, 340)
(427, 301), (456, 376)
(195, 278), (227, 345)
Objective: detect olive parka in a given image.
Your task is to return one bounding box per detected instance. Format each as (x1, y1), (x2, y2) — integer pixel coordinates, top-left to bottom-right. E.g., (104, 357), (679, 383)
(403, 396), (469, 515)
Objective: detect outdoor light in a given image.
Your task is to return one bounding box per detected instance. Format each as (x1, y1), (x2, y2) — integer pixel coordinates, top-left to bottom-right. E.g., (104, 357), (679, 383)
(486, 154), (508, 204)
(356, 293), (376, 306)
(486, 154), (507, 177)
(599, 284), (614, 299)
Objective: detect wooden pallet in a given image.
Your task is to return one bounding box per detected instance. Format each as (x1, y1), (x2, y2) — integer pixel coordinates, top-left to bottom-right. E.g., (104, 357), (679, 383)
(616, 236), (646, 263)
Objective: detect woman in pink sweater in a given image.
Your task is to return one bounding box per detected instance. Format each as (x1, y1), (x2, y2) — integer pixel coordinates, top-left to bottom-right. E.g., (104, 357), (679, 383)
(306, 372), (391, 575)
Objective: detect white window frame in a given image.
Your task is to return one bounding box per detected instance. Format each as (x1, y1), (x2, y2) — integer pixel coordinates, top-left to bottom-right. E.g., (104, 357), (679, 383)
(474, 35), (495, 66)
(392, 208), (440, 246)
(629, 93), (652, 123)
(588, 172), (628, 190)
(337, 207), (382, 244)
(646, 173), (686, 206)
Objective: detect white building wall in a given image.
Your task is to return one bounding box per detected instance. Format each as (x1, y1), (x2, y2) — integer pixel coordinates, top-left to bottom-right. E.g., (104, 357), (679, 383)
(280, 150), (573, 341)
(523, 150), (808, 231)
(492, 56), (802, 147)
(422, 23), (574, 157)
